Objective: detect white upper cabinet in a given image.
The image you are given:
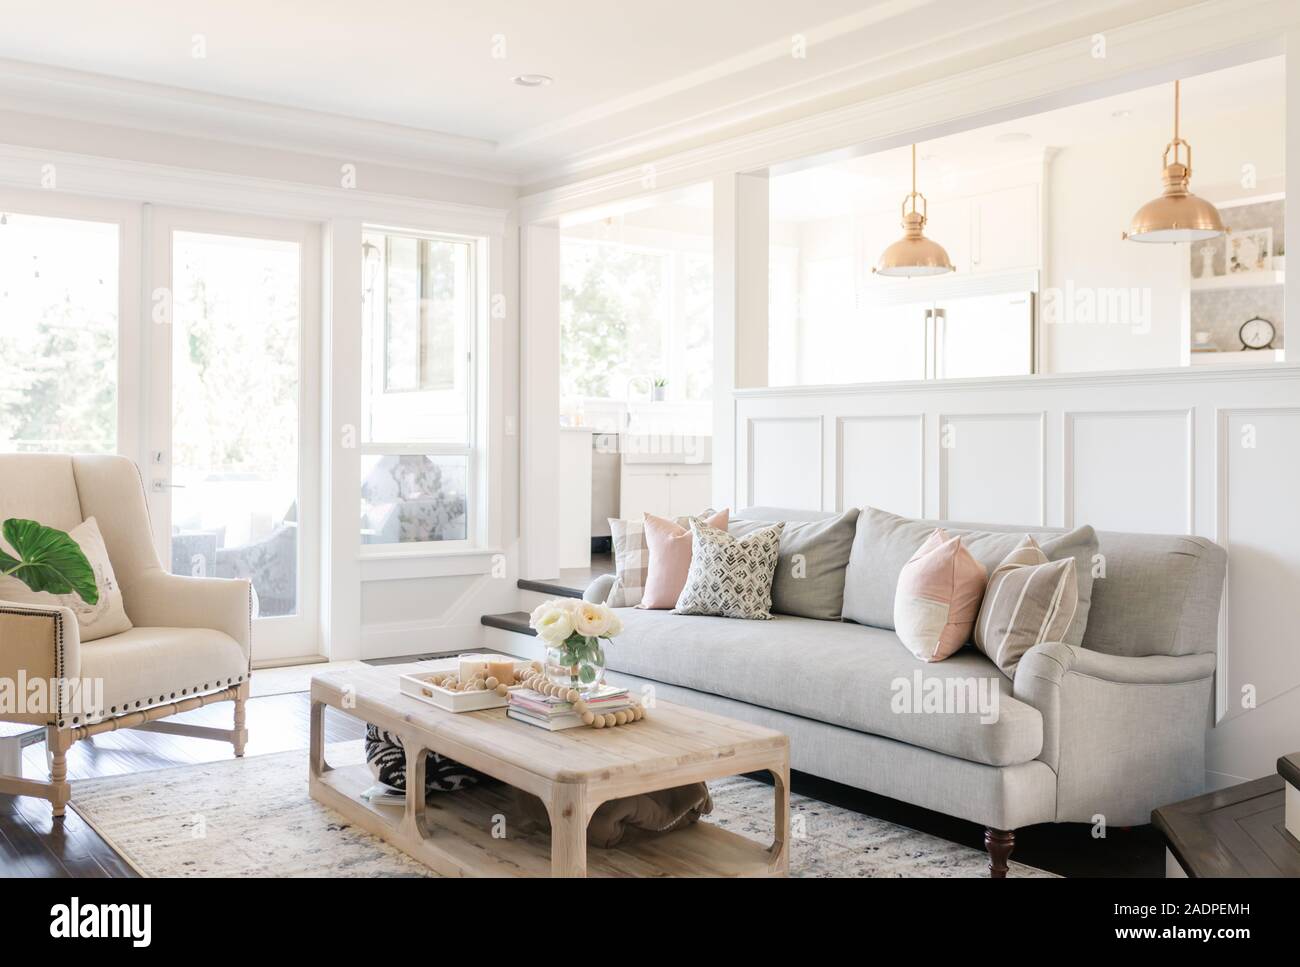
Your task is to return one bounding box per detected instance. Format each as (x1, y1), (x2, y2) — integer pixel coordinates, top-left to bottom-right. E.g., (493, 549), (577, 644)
(969, 183), (1039, 273)
(925, 196), (972, 273)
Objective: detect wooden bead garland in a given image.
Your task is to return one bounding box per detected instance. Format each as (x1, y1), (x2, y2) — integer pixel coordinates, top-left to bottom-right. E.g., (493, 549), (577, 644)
(516, 670), (647, 730)
(431, 662), (646, 730)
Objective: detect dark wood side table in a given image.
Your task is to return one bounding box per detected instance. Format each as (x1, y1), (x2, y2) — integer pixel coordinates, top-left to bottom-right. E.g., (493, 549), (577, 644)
(1153, 756), (1300, 877)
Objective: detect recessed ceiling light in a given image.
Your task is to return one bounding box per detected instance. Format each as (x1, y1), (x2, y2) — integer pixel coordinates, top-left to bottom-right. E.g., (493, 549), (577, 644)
(1112, 109), (1133, 119)
(995, 131), (1032, 143)
(513, 74), (553, 88)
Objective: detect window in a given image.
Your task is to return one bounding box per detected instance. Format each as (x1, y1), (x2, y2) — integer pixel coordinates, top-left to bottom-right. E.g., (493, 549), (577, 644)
(360, 228), (479, 547)
(559, 184), (713, 429)
(0, 212), (119, 453)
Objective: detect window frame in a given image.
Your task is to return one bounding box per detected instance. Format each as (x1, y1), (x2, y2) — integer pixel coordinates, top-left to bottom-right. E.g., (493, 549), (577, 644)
(0, 189), (142, 460)
(360, 224), (488, 556)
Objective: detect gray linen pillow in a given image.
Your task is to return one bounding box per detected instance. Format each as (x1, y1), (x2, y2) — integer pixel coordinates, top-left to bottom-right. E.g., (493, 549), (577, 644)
(842, 507), (1098, 646)
(729, 509), (859, 620)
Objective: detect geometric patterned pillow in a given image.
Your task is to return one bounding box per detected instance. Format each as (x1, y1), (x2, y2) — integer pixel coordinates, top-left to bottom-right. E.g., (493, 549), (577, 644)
(974, 535), (1078, 678)
(365, 724), (485, 794)
(672, 520), (784, 620)
(606, 509), (719, 608)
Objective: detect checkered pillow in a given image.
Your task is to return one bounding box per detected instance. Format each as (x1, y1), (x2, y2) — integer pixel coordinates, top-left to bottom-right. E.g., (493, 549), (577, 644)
(607, 517), (649, 607)
(606, 509), (717, 608)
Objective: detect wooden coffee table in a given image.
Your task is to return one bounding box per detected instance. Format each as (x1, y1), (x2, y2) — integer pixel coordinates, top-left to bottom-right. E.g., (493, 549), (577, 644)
(309, 662), (790, 877)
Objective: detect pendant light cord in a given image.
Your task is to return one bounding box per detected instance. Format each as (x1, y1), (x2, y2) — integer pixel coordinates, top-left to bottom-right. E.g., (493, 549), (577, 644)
(1174, 79), (1180, 142)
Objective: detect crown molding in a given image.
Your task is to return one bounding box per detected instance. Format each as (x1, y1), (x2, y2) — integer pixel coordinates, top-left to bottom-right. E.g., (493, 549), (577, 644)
(518, 0), (1296, 221)
(0, 57), (521, 186)
(0, 143), (510, 234)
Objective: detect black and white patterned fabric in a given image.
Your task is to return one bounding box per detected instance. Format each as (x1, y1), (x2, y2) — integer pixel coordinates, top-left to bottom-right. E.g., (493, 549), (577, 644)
(673, 520), (784, 619)
(364, 724), (485, 794)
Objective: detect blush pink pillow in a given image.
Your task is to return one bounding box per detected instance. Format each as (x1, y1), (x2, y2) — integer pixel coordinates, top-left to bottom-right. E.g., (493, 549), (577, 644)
(893, 528), (988, 662)
(639, 509), (729, 609)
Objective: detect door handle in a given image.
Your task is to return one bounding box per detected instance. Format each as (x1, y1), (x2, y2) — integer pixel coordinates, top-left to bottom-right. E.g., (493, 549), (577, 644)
(151, 480), (186, 492)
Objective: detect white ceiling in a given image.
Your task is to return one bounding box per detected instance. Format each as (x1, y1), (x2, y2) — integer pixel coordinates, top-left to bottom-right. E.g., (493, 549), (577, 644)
(0, 0), (1176, 183)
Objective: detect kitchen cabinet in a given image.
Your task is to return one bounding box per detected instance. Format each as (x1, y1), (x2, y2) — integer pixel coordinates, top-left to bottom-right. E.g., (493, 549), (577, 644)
(619, 463), (712, 521)
(969, 183), (1039, 273)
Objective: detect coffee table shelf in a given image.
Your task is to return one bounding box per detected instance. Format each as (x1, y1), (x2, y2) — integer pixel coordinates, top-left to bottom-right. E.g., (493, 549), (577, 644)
(313, 762), (777, 877)
(309, 662), (789, 878)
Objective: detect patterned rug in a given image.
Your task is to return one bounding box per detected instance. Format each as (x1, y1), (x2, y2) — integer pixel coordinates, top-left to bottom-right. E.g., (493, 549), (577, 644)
(69, 743), (1053, 877)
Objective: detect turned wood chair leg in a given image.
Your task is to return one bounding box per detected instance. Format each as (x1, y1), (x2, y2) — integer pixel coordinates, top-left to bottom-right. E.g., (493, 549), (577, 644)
(46, 726), (72, 819)
(232, 681), (249, 758)
(984, 827), (1015, 878)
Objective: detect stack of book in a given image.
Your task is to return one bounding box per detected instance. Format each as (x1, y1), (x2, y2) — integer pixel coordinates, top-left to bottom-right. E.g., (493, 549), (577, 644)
(507, 683), (634, 731)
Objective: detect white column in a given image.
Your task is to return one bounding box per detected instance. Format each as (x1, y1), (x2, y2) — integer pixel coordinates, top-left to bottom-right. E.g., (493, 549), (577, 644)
(713, 171), (770, 511)
(320, 218), (362, 660)
(1287, 30), (1300, 347)
(520, 223), (561, 579)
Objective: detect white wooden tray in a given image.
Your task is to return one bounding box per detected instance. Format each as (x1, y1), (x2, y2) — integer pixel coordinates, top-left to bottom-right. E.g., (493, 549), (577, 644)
(398, 656), (533, 712)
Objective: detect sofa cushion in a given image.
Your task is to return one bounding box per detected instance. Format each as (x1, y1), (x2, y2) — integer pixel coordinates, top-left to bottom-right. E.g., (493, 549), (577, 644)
(729, 508), (859, 620)
(0, 516), (133, 642)
(77, 626), (248, 721)
(894, 529), (988, 662)
(976, 536), (1078, 677)
(674, 521), (783, 619)
(843, 507), (1098, 646)
(640, 509), (728, 609)
(605, 608), (1042, 767)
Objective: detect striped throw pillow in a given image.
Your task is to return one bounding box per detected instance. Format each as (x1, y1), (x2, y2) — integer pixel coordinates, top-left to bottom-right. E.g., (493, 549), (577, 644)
(975, 535), (1078, 677)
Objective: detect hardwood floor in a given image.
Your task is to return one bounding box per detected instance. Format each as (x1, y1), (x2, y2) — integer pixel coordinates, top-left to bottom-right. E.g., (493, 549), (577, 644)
(1, 682), (1162, 878)
(0, 692), (363, 878)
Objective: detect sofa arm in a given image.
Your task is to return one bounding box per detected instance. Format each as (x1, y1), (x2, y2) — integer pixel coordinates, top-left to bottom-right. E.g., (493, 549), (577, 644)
(124, 570), (253, 663)
(0, 599), (82, 724)
(1013, 642), (1215, 825)
(583, 573), (617, 604)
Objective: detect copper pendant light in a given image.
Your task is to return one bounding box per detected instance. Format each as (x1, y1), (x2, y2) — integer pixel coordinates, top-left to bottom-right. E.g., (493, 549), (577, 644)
(874, 144), (954, 277)
(1124, 80), (1225, 243)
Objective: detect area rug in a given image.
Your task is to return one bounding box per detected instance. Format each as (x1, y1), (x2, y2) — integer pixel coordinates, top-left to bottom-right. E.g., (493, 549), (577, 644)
(69, 743), (1054, 877)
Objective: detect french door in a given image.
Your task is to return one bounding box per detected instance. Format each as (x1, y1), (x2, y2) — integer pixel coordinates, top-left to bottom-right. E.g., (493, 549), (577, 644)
(147, 208), (322, 662)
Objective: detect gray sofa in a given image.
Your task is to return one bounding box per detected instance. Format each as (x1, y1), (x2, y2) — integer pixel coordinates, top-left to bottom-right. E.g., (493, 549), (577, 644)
(587, 505), (1226, 876)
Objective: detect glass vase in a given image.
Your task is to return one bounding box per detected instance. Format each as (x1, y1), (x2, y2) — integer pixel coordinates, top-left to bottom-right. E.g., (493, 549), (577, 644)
(543, 635), (606, 693)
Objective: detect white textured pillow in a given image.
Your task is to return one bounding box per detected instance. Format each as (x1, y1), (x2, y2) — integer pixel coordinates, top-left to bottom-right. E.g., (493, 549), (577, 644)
(0, 516), (132, 642)
(673, 520), (784, 620)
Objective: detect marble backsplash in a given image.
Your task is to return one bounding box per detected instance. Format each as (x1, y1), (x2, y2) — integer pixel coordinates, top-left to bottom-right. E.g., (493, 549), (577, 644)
(1191, 284), (1284, 351)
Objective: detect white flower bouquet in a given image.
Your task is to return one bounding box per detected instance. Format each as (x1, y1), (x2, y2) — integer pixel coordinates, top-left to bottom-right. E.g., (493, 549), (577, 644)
(528, 597), (623, 690)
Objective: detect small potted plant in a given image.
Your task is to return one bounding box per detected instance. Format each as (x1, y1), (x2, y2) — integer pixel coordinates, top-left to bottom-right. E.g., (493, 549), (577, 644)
(529, 598), (622, 692)
(651, 377), (667, 402)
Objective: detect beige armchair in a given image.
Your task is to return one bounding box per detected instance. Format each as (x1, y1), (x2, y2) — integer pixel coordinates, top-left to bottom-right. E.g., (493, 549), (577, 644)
(0, 453), (251, 816)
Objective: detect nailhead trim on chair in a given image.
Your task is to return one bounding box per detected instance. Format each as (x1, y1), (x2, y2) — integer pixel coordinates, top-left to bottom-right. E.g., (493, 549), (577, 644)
(0, 605), (67, 726)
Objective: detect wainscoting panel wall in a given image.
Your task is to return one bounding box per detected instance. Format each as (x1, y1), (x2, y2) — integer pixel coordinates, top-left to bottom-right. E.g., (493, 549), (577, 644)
(836, 415), (924, 518)
(735, 365), (1300, 787)
(1064, 409), (1194, 535)
(938, 412), (1045, 525)
(747, 416), (823, 510)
